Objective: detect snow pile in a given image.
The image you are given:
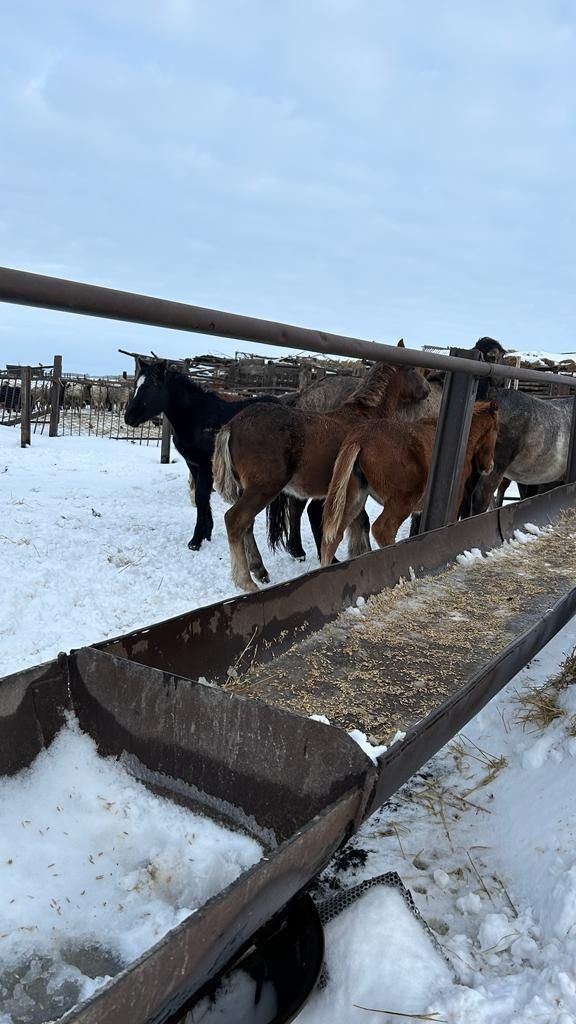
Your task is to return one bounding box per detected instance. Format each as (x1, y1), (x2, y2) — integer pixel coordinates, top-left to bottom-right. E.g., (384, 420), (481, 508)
(346, 730), (388, 763)
(0, 717), (262, 1022)
(456, 522), (545, 568)
(309, 715), (405, 763)
(298, 886), (452, 1023)
(456, 546), (485, 567)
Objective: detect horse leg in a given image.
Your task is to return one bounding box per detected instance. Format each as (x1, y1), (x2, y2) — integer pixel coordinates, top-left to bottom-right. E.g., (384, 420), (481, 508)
(285, 497), (307, 561)
(224, 491), (270, 592)
(470, 469), (503, 516)
(244, 525), (270, 584)
(320, 483), (366, 566)
(458, 470), (479, 519)
(187, 463), (198, 507)
(409, 513), (421, 536)
(307, 500), (329, 562)
(371, 497), (413, 549)
(188, 465), (214, 550)
(347, 507), (371, 558)
(495, 478), (511, 507)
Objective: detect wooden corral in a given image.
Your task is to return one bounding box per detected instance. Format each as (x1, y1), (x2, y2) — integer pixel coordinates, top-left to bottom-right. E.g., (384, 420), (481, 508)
(188, 348), (576, 399)
(185, 351), (369, 395)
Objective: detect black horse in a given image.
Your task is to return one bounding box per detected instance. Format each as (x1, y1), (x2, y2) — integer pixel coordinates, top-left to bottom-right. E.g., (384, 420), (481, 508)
(124, 357), (280, 552)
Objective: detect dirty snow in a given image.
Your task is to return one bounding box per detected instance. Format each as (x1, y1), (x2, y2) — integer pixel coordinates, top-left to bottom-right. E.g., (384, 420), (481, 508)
(2, 427), (576, 1024)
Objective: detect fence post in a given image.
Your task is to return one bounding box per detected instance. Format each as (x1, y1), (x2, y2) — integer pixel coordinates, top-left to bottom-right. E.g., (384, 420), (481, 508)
(49, 354), (62, 437)
(20, 366), (32, 447)
(160, 416), (171, 464)
(418, 347), (481, 534)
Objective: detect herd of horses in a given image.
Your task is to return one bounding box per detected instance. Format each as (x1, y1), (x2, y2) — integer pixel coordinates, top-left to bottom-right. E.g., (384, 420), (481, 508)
(123, 338), (573, 592)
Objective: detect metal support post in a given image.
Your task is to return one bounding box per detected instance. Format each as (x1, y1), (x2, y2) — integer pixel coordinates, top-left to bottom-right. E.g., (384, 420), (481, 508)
(418, 347), (482, 534)
(20, 366), (31, 447)
(49, 355), (62, 437)
(160, 416), (172, 464)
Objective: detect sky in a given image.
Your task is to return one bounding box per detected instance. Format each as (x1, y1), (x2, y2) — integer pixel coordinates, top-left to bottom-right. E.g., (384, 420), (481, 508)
(1, 0), (575, 374)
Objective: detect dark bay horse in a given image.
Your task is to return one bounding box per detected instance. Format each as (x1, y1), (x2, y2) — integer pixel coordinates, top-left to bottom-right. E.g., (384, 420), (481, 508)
(213, 353), (430, 591)
(321, 401), (500, 564)
(123, 357), (281, 552)
(278, 371), (443, 561)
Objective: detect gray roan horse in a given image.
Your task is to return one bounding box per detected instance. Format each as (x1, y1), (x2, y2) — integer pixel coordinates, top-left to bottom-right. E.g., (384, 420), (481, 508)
(279, 372), (443, 560)
(468, 389), (575, 514)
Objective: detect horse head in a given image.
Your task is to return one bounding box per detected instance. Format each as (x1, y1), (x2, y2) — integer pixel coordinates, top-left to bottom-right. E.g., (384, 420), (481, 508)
(473, 399), (499, 475)
(395, 340), (431, 404)
(474, 337), (507, 364)
(124, 356), (168, 427)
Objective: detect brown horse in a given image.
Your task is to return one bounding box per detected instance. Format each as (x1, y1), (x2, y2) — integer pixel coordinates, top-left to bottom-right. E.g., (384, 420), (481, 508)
(279, 371), (444, 560)
(321, 400), (500, 565)
(212, 346), (430, 591)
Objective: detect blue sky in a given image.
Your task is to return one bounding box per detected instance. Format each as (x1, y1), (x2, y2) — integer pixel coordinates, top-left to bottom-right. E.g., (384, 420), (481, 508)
(1, 0), (574, 374)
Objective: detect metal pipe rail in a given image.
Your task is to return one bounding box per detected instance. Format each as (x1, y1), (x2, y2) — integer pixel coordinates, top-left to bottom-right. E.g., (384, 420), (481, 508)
(1, 266), (576, 389)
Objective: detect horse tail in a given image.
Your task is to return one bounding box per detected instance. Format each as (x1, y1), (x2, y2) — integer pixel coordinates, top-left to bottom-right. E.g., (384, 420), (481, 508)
(266, 492), (291, 552)
(323, 441), (362, 545)
(212, 426), (241, 504)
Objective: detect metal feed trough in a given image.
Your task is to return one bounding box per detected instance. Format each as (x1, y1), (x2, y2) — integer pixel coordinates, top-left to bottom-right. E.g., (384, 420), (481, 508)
(2, 486), (576, 1023)
(2, 267), (576, 1022)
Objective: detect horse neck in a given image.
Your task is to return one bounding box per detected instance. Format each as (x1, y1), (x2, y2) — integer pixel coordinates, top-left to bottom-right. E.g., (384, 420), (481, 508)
(342, 365), (400, 418)
(467, 411), (491, 450)
(163, 372), (217, 433)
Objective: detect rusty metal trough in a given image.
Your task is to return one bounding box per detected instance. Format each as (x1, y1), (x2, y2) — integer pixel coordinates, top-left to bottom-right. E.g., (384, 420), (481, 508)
(2, 485), (576, 1024)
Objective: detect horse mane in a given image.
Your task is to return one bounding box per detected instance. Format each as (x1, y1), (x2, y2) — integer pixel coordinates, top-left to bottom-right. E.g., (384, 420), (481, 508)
(469, 399), (499, 440)
(165, 368), (280, 411)
(341, 363), (397, 411)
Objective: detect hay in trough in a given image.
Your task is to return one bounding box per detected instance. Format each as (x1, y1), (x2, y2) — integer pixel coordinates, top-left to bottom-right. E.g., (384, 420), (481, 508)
(225, 512), (576, 743)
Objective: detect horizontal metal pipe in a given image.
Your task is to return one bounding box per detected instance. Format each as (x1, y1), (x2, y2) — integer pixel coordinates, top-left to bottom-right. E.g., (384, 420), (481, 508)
(1, 265), (575, 388)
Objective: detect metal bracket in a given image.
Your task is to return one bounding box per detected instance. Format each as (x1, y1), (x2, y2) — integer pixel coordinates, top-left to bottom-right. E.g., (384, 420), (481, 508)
(418, 347), (481, 534)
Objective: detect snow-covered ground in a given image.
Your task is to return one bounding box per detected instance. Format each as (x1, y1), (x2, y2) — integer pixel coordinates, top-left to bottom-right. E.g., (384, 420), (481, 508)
(0, 428), (392, 678)
(2, 427), (576, 1024)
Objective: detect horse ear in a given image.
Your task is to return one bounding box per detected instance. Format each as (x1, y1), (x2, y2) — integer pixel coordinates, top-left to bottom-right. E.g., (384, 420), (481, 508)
(397, 339), (405, 348)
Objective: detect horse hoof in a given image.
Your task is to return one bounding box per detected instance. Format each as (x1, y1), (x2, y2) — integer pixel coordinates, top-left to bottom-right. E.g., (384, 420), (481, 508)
(255, 570), (270, 584)
(188, 539), (201, 551)
(287, 550), (306, 562)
